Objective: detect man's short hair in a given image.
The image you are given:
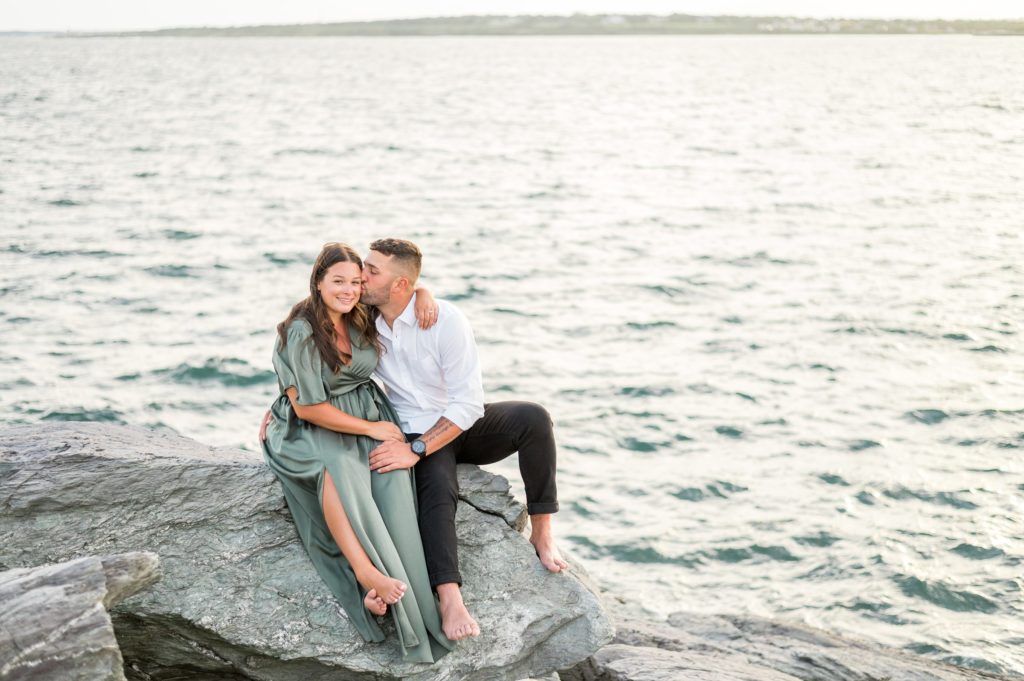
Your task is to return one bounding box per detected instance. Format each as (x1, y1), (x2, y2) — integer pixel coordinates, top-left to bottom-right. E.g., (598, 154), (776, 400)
(370, 238), (422, 282)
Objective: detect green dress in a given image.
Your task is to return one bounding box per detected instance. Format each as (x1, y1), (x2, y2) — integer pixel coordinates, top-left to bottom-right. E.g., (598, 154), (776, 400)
(261, 318), (453, 663)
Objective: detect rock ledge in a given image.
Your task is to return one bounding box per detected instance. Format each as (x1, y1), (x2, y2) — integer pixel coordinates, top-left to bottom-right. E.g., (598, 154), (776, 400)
(0, 423), (612, 681)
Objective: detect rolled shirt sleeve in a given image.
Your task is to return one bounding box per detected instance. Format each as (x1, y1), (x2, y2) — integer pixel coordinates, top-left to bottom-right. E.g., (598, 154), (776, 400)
(373, 295), (487, 434)
(436, 306), (485, 431)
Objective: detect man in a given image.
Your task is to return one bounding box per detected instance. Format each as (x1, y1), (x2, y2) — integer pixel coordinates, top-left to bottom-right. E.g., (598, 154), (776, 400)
(360, 238), (567, 641)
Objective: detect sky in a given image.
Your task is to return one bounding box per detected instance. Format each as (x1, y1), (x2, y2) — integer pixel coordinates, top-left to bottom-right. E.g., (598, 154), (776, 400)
(3, 1), (1022, 32)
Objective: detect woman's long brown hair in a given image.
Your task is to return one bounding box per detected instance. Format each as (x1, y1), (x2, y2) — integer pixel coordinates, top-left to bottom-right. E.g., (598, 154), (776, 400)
(276, 242), (382, 373)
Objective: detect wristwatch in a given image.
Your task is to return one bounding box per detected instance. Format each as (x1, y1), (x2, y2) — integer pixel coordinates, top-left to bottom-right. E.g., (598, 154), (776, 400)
(410, 439), (427, 458)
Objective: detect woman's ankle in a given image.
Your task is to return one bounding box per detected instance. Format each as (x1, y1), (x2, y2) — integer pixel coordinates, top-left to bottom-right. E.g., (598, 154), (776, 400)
(354, 566), (381, 589)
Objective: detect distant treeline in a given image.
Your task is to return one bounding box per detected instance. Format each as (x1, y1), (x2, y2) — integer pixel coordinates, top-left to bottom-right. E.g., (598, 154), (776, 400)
(75, 14), (1024, 37)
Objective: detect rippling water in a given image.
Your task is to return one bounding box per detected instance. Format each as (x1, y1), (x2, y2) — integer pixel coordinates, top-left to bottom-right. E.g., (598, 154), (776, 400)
(2, 35), (1023, 676)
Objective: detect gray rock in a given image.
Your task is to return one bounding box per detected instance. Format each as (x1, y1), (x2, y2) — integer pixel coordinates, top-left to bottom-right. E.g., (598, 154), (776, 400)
(568, 643), (797, 681)
(0, 551), (160, 681)
(456, 463), (528, 532)
(562, 612), (1012, 681)
(0, 423), (612, 681)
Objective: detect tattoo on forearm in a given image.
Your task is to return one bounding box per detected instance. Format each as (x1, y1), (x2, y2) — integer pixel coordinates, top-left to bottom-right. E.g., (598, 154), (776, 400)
(420, 417), (459, 452)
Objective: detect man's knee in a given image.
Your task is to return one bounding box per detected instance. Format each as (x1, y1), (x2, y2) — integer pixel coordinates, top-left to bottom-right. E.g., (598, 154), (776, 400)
(515, 401), (553, 433)
(415, 456), (459, 504)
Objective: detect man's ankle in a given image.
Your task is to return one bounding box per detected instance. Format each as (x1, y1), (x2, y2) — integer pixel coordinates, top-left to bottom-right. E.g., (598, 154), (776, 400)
(435, 582), (462, 603)
(530, 512), (555, 538)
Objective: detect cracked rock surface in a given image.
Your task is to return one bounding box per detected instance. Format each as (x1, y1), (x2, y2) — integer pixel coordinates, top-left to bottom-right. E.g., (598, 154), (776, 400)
(0, 422), (611, 681)
(0, 551), (160, 681)
(561, 612), (1013, 681)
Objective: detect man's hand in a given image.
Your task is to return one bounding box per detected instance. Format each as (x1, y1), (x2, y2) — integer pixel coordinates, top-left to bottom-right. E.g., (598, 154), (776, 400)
(258, 410), (272, 442)
(369, 441), (419, 473)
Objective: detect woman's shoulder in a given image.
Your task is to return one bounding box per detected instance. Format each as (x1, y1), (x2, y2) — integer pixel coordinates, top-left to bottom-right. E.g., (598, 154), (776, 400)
(283, 317), (314, 341)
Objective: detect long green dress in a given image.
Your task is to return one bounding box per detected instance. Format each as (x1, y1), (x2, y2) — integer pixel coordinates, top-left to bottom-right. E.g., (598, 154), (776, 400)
(261, 317), (453, 663)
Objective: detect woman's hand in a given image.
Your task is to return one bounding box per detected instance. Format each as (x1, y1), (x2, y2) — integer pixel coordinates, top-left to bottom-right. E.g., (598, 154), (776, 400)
(414, 287), (439, 330)
(365, 420), (404, 442)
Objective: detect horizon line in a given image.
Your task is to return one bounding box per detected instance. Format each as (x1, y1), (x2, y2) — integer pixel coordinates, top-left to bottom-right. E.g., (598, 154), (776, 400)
(7, 12), (1024, 35)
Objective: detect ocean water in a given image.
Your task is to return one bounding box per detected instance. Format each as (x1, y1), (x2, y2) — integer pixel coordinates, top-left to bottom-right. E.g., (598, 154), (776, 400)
(2, 34), (1023, 675)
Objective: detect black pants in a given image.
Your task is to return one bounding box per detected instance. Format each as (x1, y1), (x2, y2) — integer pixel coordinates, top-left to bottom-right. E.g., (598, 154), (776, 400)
(408, 401), (559, 588)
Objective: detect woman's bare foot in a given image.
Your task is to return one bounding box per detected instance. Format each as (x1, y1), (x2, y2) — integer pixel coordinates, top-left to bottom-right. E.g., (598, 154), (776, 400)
(358, 569), (407, 605)
(364, 588), (387, 616)
(436, 583), (480, 641)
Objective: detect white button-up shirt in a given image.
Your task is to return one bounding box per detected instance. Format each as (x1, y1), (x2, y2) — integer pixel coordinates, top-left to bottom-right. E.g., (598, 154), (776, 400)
(374, 294), (485, 434)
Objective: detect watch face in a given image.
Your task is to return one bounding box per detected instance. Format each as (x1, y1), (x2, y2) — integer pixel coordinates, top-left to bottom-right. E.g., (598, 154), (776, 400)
(412, 440), (426, 455)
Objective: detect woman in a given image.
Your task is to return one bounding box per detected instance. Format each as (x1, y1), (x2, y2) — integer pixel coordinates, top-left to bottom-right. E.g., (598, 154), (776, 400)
(261, 242), (453, 663)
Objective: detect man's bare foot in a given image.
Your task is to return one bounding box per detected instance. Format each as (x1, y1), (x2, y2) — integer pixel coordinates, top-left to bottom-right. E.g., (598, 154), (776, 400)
(358, 569), (406, 604)
(531, 534), (569, 572)
(529, 514), (569, 572)
(436, 583), (480, 641)
(364, 588), (387, 616)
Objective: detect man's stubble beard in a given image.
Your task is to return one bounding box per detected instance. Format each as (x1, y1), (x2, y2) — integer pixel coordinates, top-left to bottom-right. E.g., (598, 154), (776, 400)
(360, 286), (388, 308)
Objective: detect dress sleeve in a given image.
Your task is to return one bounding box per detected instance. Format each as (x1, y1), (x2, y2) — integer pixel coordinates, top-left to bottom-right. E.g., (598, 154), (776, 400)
(273, 320), (329, 405)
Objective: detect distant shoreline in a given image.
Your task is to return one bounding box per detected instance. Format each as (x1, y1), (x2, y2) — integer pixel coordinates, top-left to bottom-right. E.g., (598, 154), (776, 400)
(46, 14), (1024, 38)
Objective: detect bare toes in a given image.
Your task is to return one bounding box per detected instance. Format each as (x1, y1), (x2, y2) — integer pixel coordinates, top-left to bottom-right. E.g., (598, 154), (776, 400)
(363, 589), (387, 616)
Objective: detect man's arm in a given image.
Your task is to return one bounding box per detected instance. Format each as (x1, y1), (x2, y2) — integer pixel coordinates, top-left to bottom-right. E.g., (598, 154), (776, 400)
(432, 303), (485, 432)
(418, 416), (461, 453)
(367, 416), (462, 473)
(369, 305), (484, 473)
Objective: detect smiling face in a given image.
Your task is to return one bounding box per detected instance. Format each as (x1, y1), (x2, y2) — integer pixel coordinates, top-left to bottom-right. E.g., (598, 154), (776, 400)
(317, 261), (362, 318)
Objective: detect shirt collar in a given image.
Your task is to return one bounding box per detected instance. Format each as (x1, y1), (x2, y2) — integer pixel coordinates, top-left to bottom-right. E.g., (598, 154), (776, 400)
(374, 294), (419, 339)
(396, 293), (419, 327)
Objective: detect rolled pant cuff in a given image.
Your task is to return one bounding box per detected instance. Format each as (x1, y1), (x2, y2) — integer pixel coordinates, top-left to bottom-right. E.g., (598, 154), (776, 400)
(527, 501), (559, 515)
(430, 570), (463, 590)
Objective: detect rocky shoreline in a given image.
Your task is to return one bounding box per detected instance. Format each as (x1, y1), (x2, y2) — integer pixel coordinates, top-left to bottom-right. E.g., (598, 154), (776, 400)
(562, 611), (1016, 681)
(0, 551), (159, 680)
(0, 423), (1015, 681)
